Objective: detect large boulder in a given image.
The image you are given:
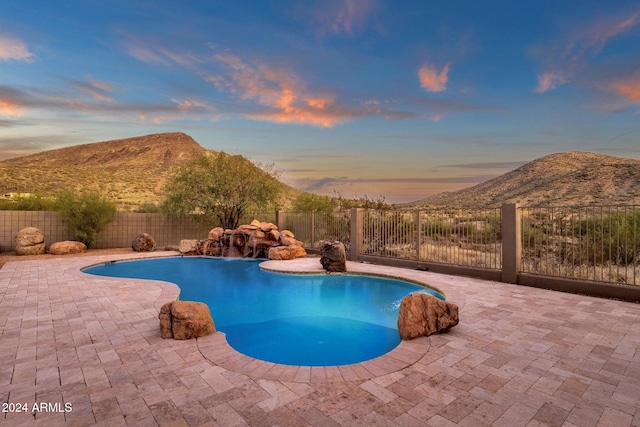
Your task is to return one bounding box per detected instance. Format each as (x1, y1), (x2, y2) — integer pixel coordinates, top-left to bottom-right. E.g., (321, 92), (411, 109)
(208, 227), (224, 241)
(179, 239), (198, 254)
(268, 245), (297, 260)
(132, 233), (156, 252)
(15, 227), (45, 255)
(397, 293), (459, 340)
(49, 241), (87, 255)
(159, 301), (215, 340)
(320, 240), (347, 272)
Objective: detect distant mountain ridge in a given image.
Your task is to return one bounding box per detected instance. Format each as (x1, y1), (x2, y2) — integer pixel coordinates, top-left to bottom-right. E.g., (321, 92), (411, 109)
(0, 132), (206, 207)
(0, 132), (298, 209)
(411, 152), (640, 208)
(1, 132), (206, 168)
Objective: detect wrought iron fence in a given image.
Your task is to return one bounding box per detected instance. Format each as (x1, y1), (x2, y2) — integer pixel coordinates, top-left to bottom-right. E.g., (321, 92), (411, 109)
(3, 205), (638, 288)
(283, 211), (351, 250)
(419, 208), (502, 269)
(362, 210), (416, 258)
(521, 205), (640, 285)
(361, 208), (502, 269)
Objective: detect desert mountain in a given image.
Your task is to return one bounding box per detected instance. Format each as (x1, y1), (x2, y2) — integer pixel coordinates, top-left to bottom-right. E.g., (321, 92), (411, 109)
(412, 152), (640, 208)
(0, 132), (296, 209)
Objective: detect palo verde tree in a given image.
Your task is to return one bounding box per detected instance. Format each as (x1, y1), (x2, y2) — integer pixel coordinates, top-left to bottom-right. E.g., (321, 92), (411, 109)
(161, 151), (282, 230)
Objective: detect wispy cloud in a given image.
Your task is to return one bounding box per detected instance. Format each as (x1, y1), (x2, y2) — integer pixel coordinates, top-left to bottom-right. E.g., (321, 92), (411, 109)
(312, 0), (381, 37)
(0, 35), (34, 62)
(205, 50), (386, 127)
(0, 135), (80, 161)
(565, 11), (640, 60)
(301, 174), (494, 192)
(440, 161), (527, 170)
(71, 78), (115, 102)
(120, 32), (201, 68)
(419, 63), (450, 92)
(535, 71), (566, 93)
(0, 86), (27, 117)
(534, 9), (640, 93)
(0, 84), (214, 125)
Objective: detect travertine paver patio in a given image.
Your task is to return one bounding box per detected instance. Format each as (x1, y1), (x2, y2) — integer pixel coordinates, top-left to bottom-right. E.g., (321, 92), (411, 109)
(1, 252), (639, 426)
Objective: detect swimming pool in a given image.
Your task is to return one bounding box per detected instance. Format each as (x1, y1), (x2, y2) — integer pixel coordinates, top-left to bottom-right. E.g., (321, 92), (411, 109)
(84, 257), (443, 366)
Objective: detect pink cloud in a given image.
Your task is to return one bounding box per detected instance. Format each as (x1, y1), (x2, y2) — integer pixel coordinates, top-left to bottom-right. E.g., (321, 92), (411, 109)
(0, 35), (34, 62)
(419, 63), (450, 92)
(535, 71), (567, 93)
(206, 52), (364, 127)
(78, 78), (114, 102)
(0, 99), (24, 117)
(610, 78), (640, 103)
(534, 10), (640, 93)
(567, 11), (640, 59)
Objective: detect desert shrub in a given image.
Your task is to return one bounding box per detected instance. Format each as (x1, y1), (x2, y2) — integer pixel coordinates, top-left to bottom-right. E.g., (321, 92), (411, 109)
(136, 202), (162, 213)
(479, 213), (502, 243)
(54, 190), (116, 247)
(292, 193), (336, 212)
(422, 217), (454, 241)
(363, 211), (414, 255)
(572, 211), (640, 265)
(0, 193), (56, 211)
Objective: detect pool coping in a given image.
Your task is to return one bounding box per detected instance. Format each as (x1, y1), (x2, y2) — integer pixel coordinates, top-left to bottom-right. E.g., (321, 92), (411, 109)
(78, 253), (465, 383)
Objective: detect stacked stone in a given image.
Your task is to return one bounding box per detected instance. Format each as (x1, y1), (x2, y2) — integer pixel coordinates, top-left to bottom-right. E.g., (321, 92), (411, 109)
(197, 219), (306, 260)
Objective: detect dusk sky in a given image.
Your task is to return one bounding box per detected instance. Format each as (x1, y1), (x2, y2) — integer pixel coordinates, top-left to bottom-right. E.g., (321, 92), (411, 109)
(1, 1), (640, 203)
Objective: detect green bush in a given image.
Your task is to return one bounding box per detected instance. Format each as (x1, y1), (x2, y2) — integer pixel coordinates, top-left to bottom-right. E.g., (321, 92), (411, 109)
(0, 193), (56, 211)
(572, 211), (640, 265)
(54, 190), (116, 247)
(161, 152), (281, 230)
(292, 193), (336, 212)
(136, 202), (162, 213)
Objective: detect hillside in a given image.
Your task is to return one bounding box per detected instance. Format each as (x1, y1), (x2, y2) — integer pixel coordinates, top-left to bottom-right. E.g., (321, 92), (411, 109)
(0, 132), (297, 209)
(411, 152), (640, 208)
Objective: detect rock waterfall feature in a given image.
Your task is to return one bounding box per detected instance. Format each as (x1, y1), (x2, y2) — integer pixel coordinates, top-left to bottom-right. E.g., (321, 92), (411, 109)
(196, 220), (307, 260)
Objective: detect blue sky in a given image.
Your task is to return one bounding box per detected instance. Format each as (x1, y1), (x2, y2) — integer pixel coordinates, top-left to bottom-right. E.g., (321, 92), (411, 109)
(1, 1), (639, 202)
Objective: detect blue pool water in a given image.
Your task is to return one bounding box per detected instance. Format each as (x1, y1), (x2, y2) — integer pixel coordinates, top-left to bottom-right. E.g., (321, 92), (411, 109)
(84, 257), (443, 366)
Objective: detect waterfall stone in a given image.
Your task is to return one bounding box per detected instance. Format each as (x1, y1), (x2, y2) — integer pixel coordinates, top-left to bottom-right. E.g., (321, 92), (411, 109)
(196, 221), (306, 260)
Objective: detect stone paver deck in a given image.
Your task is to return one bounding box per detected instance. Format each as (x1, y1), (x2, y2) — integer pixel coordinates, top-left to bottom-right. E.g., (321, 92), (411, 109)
(1, 252), (639, 426)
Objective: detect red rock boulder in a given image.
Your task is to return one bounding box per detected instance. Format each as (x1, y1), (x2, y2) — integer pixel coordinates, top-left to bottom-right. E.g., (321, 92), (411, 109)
(159, 301), (215, 340)
(397, 293), (459, 340)
(49, 241), (87, 255)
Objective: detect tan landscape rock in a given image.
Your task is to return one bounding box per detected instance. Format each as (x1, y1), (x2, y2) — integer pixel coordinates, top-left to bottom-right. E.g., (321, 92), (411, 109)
(15, 227), (46, 256)
(131, 233), (156, 252)
(179, 239), (198, 254)
(397, 293), (459, 340)
(208, 227), (224, 240)
(159, 301), (215, 340)
(49, 241), (87, 255)
(268, 245), (298, 260)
